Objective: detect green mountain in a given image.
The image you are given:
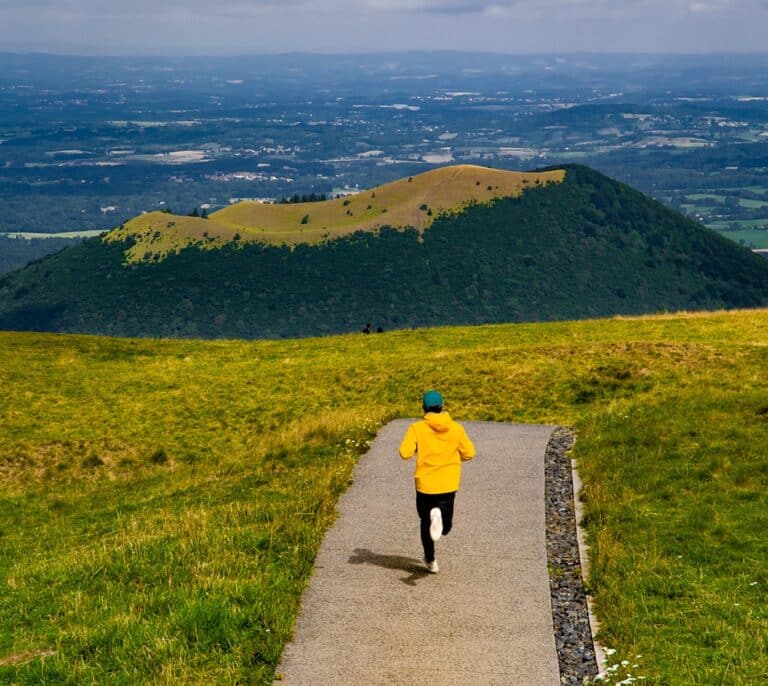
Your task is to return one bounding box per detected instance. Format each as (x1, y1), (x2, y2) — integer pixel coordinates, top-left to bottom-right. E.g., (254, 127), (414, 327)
(1, 164), (767, 339)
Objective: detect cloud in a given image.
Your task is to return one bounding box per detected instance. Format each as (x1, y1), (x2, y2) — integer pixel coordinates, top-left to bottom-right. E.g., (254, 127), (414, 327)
(365, 0), (514, 11)
(1, 0), (767, 54)
(364, 0), (768, 13)
(5, 0), (768, 15)
(0, 0), (304, 15)
(688, 0), (737, 11)
(4, 0), (765, 19)
(362, 0), (643, 17)
(483, 4), (515, 16)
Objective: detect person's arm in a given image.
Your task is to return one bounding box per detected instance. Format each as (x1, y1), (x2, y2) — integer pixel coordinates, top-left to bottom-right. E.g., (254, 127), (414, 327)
(399, 424), (417, 460)
(458, 426), (476, 462)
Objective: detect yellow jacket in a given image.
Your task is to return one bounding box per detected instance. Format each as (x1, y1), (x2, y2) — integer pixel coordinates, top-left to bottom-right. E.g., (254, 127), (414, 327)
(399, 412), (476, 494)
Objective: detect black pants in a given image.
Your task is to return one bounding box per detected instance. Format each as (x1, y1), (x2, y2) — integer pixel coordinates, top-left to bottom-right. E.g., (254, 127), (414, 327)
(416, 491), (456, 563)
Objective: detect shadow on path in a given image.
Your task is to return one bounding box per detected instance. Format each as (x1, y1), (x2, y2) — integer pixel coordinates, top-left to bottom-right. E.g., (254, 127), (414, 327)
(348, 548), (429, 587)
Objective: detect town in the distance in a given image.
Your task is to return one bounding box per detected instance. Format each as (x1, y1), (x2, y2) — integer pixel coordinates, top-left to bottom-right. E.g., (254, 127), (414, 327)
(2, 52), (768, 276)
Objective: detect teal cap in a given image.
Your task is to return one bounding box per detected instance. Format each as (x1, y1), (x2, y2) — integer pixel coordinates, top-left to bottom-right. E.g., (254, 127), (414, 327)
(422, 390), (443, 411)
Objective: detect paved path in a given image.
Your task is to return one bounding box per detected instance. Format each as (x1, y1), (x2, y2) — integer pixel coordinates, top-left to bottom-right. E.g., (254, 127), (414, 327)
(277, 419), (559, 685)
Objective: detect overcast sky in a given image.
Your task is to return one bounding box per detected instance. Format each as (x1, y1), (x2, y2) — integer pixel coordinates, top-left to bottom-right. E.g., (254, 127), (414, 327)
(1, 0), (767, 55)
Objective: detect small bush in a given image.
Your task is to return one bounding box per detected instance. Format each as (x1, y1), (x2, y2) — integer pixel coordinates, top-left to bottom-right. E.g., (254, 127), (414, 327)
(149, 447), (168, 464)
(49, 497), (68, 512)
(81, 454), (104, 468)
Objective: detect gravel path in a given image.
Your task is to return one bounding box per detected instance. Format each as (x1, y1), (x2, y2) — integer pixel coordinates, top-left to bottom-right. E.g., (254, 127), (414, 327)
(277, 420), (598, 684)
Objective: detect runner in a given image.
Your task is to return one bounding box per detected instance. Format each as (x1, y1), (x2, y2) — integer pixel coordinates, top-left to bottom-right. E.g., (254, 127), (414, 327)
(398, 390), (476, 573)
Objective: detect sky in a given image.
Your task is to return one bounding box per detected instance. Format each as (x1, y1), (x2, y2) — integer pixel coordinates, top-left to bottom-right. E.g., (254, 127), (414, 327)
(1, 0), (767, 55)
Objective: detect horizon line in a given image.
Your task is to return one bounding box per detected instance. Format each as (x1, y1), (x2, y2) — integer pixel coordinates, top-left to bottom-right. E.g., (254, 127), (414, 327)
(3, 49), (768, 60)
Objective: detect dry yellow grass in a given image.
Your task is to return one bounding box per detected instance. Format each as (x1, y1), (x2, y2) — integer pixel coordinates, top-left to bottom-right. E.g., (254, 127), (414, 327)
(104, 213), (234, 262)
(105, 165), (565, 262)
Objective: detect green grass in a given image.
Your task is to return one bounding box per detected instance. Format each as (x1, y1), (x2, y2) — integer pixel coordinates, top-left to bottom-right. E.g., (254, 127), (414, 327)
(0, 230), (107, 239)
(739, 199), (768, 210)
(709, 227), (768, 249)
(2, 311), (768, 683)
(709, 219), (768, 230)
(680, 204), (714, 216)
(720, 186), (768, 196)
(684, 193), (768, 209)
(685, 193), (726, 203)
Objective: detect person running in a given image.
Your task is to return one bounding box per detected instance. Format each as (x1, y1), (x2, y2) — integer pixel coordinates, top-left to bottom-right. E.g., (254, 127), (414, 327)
(398, 390), (476, 573)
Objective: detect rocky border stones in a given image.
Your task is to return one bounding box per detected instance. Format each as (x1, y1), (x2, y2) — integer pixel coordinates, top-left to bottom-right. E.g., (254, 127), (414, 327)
(544, 427), (599, 684)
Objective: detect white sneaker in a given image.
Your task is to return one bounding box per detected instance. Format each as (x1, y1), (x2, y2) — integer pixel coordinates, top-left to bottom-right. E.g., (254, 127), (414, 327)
(429, 507), (443, 542)
(425, 559), (439, 573)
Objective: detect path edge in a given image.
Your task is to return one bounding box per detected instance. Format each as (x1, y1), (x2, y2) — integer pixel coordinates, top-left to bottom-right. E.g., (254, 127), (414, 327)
(570, 441), (608, 679)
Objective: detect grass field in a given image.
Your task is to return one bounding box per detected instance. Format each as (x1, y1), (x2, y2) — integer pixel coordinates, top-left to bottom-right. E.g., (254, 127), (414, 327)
(0, 231), (106, 239)
(709, 219), (768, 230)
(2, 311), (768, 683)
(682, 194), (768, 211)
(685, 193), (726, 203)
(739, 199), (768, 210)
(721, 186), (768, 195)
(105, 165), (565, 263)
(709, 227), (768, 249)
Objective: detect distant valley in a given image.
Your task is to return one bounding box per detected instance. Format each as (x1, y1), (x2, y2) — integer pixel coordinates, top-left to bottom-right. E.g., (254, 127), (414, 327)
(3, 52), (768, 259)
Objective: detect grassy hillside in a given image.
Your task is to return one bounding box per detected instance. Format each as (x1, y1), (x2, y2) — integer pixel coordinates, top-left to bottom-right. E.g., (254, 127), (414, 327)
(2, 165), (768, 339)
(106, 165), (565, 262)
(2, 310), (768, 683)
